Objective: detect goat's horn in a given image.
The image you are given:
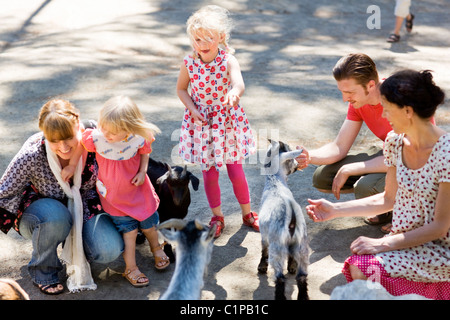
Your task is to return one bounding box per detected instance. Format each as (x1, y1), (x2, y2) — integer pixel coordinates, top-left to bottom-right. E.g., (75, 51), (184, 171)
(158, 219), (187, 230)
(194, 219), (204, 230)
(182, 165), (187, 176)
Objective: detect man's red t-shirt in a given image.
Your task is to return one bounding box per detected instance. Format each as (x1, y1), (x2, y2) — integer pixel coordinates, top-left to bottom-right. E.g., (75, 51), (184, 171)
(346, 103), (392, 141)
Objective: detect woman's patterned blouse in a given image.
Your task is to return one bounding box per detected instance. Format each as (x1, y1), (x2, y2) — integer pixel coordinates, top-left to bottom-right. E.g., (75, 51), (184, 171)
(0, 121), (101, 234)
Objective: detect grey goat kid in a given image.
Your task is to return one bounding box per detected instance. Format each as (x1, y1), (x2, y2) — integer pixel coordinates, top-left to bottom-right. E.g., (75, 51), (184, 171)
(258, 140), (310, 300)
(157, 219), (216, 300)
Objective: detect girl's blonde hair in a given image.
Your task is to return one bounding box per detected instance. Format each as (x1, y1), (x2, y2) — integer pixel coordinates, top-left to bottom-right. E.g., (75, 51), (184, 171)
(99, 96), (160, 142)
(186, 5), (235, 56)
(39, 99), (80, 142)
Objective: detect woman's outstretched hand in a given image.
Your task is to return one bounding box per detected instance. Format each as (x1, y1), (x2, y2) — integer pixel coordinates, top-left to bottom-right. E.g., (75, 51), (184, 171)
(305, 198), (335, 222)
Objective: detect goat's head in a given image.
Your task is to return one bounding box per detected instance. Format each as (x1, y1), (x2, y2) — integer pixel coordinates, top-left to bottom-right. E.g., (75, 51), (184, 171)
(157, 219), (216, 251)
(156, 165), (200, 206)
(262, 140), (303, 177)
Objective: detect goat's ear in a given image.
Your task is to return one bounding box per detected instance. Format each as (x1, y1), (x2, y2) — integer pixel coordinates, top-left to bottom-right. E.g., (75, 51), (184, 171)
(156, 171), (170, 184)
(279, 149), (303, 163)
(278, 140), (288, 150)
(158, 228), (179, 242)
(189, 174), (200, 191)
(206, 224), (217, 242)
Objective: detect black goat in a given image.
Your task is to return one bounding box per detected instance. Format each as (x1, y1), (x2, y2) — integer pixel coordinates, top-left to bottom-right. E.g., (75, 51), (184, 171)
(140, 158), (200, 262)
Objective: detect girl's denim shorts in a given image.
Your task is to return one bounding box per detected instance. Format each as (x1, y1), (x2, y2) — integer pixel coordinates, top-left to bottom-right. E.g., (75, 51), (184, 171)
(108, 211), (159, 233)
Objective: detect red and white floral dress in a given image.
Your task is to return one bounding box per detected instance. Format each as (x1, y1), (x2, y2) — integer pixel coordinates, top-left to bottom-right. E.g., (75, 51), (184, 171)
(343, 131), (450, 299)
(178, 50), (256, 172)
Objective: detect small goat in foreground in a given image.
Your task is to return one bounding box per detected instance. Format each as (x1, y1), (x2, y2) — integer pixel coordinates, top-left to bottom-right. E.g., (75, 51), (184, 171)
(157, 219), (216, 300)
(258, 140), (310, 300)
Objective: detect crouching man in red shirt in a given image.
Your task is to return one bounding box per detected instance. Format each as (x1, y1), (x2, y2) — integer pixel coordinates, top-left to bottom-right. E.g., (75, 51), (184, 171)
(296, 53), (393, 231)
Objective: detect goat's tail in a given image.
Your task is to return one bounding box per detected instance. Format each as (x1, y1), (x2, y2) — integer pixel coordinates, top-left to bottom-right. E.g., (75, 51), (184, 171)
(287, 198), (304, 237)
(288, 213), (296, 237)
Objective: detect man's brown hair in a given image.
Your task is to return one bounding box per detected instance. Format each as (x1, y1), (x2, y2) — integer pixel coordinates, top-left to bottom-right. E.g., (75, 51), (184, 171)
(333, 53), (379, 86)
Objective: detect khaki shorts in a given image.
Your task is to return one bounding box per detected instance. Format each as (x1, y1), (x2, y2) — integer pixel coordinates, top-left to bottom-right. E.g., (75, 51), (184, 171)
(395, 0), (411, 18)
(312, 146), (386, 199)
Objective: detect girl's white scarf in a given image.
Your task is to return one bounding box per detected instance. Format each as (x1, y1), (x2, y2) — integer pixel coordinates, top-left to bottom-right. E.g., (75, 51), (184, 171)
(45, 139), (97, 292)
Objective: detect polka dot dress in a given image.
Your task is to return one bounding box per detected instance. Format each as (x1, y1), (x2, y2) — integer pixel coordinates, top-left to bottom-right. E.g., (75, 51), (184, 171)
(178, 50), (256, 171)
(343, 255), (450, 299)
(343, 131), (450, 299)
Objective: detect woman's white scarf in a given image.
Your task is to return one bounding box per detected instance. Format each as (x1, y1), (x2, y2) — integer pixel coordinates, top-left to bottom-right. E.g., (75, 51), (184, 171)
(45, 139), (97, 292)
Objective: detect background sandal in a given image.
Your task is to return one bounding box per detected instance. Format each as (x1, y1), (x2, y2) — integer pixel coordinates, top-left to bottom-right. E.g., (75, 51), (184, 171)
(386, 33), (400, 43)
(406, 14), (415, 32)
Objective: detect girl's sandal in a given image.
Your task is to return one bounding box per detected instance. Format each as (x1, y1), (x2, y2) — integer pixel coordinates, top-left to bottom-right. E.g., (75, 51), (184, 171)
(122, 269), (149, 287)
(209, 216), (225, 238)
(151, 242), (170, 270)
(243, 211), (260, 232)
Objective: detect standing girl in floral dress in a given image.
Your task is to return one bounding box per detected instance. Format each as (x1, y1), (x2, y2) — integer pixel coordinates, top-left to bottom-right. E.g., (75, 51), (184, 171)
(176, 5), (257, 238)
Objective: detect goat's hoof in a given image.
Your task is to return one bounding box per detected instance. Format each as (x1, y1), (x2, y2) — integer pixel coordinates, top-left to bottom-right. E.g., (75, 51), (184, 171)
(136, 232), (146, 245)
(257, 263), (268, 274)
(298, 294), (310, 301)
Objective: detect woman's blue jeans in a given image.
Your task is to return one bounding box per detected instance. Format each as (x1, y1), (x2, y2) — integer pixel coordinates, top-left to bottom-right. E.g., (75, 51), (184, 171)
(19, 198), (123, 285)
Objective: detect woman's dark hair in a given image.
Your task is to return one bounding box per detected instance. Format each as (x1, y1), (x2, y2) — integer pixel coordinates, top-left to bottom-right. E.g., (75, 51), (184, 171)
(380, 69), (445, 119)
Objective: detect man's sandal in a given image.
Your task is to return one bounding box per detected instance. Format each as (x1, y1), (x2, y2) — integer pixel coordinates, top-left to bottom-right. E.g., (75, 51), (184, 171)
(122, 269), (149, 287)
(386, 33), (400, 43)
(209, 216), (225, 238)
(381, 223), (393, 234)
(151, 242), (170, 270)
(364, 211), (392, 225)
(406, 14), (415, 32)
(243, 211), (260, 232)
(34, 282), (64, 295)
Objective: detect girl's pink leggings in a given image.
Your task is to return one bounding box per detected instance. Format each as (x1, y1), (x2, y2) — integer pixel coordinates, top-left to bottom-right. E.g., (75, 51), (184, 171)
(202, 163), (250, 209)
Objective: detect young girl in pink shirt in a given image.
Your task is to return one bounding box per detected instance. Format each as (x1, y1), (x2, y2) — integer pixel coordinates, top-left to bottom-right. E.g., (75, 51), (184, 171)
(63, 95), (169, 287)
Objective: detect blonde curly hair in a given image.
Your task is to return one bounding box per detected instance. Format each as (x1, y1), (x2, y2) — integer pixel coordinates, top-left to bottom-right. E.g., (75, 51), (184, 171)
(186, 5), (235, 56)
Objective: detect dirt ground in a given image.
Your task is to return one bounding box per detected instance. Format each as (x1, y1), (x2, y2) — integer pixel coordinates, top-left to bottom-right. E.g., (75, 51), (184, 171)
(0, 0), (449, 301)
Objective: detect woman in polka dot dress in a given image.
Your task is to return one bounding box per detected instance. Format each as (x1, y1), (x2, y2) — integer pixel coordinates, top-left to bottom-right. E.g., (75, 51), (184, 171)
(177, 5), (257, 238)
(306, 70), (450, 299)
